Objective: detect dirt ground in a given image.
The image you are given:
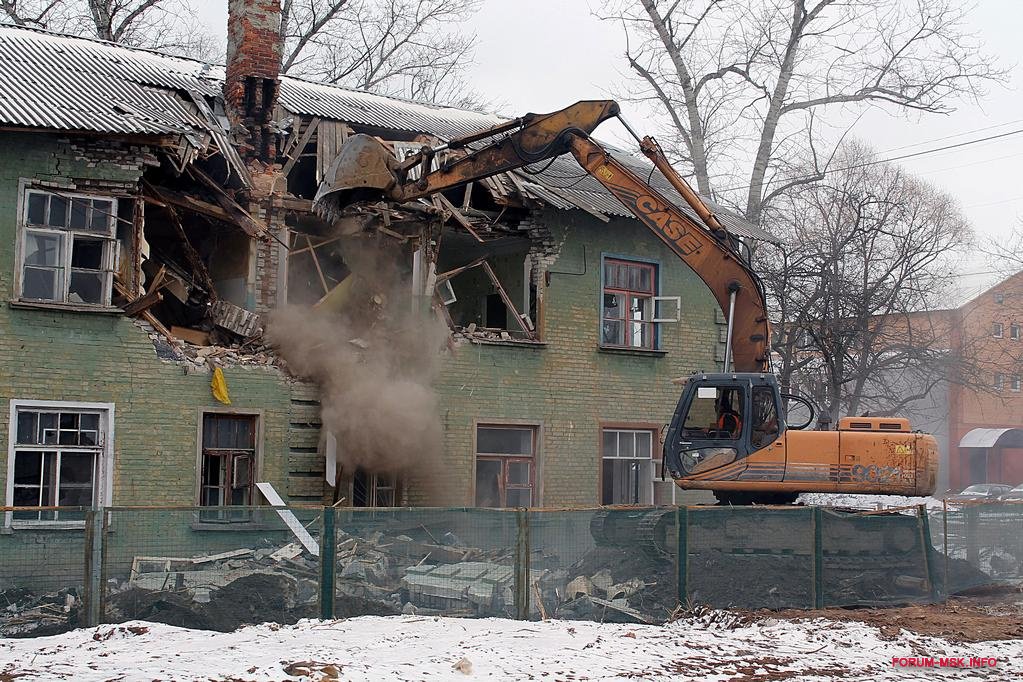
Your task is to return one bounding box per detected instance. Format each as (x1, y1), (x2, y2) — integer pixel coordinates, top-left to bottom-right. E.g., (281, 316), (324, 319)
(751, 586), (1023, 642)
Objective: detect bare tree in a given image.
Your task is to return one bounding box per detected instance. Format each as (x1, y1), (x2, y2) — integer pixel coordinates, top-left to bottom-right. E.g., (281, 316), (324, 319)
(762, 141), (981, 423)
(600, 0), (1005, 224)
(0, 0), (217, 59)
(280, 0), (486, 108)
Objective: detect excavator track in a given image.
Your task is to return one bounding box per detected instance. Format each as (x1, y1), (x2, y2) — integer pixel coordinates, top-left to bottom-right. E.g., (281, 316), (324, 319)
(585, 505), (928, 572)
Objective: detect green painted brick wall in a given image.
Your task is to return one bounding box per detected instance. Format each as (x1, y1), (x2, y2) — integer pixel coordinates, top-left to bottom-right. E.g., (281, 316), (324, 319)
(0, 132), (301, 508)
(432, 209), (721, 507)
(0, 132), (724, 512)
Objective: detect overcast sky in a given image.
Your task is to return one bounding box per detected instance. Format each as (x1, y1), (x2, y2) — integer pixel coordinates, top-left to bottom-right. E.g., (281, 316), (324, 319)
(197, 1), (1021, 295)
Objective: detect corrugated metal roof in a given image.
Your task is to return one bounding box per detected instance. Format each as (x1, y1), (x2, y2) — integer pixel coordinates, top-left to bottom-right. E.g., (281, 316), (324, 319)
(0, 25), (774, 242)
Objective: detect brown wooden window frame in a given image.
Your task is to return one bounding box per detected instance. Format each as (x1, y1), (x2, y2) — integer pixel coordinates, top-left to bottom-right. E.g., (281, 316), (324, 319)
(602, 258), (658, 350)
(197, 411), (260, 523)
(474, 424), (537, 508)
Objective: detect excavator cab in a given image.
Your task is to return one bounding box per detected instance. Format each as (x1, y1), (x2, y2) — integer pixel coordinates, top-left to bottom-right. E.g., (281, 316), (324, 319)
(663, 373), (785, 482)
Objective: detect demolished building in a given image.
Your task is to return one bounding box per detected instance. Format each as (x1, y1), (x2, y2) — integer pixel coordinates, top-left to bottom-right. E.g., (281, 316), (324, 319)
(0, 0), (775, 543)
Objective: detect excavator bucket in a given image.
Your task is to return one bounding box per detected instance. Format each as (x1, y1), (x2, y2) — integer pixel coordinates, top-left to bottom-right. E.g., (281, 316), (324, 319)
(314, 134), (401, 219)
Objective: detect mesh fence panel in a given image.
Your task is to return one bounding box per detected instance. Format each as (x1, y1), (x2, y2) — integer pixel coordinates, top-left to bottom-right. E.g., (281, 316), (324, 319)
(529, 508), (678, 624)
(939, 502), (1023, 594)
(686, 506), (815, 609)
(820, 508), (933, 607)
(5, 502), (1023, 638)
(0, 507), (91, 637)
(101, 507), (323, 631)
(332, 508), (522, 620)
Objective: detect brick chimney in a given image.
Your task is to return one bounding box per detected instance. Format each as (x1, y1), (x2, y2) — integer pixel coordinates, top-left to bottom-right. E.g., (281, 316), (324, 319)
(224, 0), (283, 161)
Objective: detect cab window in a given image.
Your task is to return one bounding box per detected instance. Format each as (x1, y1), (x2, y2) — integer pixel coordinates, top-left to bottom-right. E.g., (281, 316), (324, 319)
(682, 386), (744, 440)
(750, 387), (779, 449)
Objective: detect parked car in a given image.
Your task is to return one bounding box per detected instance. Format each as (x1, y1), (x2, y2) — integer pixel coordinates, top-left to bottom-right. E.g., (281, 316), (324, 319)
(999, 484), (1023, 501)
(948, 483), (1012, 502)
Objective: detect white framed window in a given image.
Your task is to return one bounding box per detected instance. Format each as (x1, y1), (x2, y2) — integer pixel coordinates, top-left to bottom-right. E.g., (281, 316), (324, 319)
(16, 187), (118, 306)
(6, 400), (114, 527)
(601, 428), (659, 505)
(992, 322), (1004, 338)
(995, 373), (1005, 391)
(1011, 324), (1020, 341)
(1012, 376), (1021, 393)
(995, 292), (1005, 304)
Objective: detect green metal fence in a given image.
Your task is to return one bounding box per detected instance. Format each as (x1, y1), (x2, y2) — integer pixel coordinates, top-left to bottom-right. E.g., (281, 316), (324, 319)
(1, 502), (1019, 636)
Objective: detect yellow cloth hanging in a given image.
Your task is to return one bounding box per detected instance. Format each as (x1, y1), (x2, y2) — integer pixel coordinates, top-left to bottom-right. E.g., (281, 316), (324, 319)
(211, 366), (232, 405)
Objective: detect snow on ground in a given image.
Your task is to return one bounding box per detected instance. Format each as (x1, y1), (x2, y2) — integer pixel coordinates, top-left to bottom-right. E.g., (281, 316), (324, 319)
(798, 492), (944, 511)
(1, 614), (1020, 681)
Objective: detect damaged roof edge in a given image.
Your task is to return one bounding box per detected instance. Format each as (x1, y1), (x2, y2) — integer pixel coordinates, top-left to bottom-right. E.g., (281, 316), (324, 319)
(0, 23), (776, 244)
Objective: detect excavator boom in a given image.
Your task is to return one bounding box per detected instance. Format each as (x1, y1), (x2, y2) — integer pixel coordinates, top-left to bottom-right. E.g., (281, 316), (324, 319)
(315, 100), (770, 371)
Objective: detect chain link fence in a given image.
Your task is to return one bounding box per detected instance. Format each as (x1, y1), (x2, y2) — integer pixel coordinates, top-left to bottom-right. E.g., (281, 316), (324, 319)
(1, 502), (1019, 637)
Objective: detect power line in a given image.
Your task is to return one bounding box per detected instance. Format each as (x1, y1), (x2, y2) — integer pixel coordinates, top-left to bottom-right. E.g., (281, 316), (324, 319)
(716, 127), (1023, 194)
(875, 118), (1023, 155)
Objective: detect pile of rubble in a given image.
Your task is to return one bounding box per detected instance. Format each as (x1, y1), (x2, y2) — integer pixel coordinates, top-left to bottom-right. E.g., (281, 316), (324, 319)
(0, 587), (83, 638)
(137, 320), (285, 371)
(1, 522), (679, 636)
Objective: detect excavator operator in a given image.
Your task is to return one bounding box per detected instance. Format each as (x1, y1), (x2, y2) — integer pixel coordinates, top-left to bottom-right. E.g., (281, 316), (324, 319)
(716, 393), (742, 438)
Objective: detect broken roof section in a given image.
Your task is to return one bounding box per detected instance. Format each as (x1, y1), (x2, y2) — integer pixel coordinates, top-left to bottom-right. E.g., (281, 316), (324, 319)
(0, 24), (774, 243)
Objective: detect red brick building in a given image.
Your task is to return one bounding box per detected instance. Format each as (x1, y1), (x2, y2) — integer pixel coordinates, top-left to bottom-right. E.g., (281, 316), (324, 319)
(948, 270), (1023, 490)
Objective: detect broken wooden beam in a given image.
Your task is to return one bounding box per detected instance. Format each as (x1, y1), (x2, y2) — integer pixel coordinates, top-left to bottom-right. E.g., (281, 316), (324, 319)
(120, 288), (164, 316)
(481, 261), (536, 340)
(433, 193), (484, 242)
(282, 117), (321, 177)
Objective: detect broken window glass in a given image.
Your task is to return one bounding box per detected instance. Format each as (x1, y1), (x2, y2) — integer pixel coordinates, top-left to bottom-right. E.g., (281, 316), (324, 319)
(19, 190), (117, 305)
(27, 192), (46, 225)
(200, 413), (259, 521)
(48, 195), (68, 227)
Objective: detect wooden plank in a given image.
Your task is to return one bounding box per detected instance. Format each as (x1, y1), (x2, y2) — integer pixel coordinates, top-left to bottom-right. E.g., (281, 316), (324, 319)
(283, 116), (321, 177)
(256, 482), (319, 555)
(290, 402), (322, 423)
(288, 429), (321, 449)
(290, 382), (321, 401)
(305, 235), (329, 294)
(434, 193), (484, 242)
(169, 326), (211, 345)
(285, 476), (326, 499)
(481, 261), (535, 339)
(289, 451), (324, 474)
(120, 288), (163, 316)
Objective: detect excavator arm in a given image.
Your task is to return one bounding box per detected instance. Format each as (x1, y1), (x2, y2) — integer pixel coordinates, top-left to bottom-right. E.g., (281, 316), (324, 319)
(315, 100), (771, 371)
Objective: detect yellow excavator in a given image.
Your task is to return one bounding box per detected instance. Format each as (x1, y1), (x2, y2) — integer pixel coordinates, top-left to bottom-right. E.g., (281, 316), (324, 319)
(314, 100), (938, 506)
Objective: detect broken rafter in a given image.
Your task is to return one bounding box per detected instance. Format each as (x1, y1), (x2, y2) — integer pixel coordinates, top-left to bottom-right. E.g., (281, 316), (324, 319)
(282, 117), (321, 177)
(435, 257), (487, 284)
(433, 193), (484, 243)
(482, 261), (536, 340)
(305, 234), (330, 295)
(187, 166), (271, 241)
(288, 235), (343, 257)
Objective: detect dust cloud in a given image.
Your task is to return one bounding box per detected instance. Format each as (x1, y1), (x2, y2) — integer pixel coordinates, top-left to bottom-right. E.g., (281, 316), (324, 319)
(267, 236), (449, 480)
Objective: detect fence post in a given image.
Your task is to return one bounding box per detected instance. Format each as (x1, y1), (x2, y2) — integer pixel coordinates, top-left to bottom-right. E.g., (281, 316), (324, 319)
(676, 506), (688, 607)
(812, 506), (824, 609)
(942, 499), (949, 596)
(319, 506), (336, 620)
(514, 509), (530, 620)
(83, 507), (104, 627)
(917, 505), (939, 601)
